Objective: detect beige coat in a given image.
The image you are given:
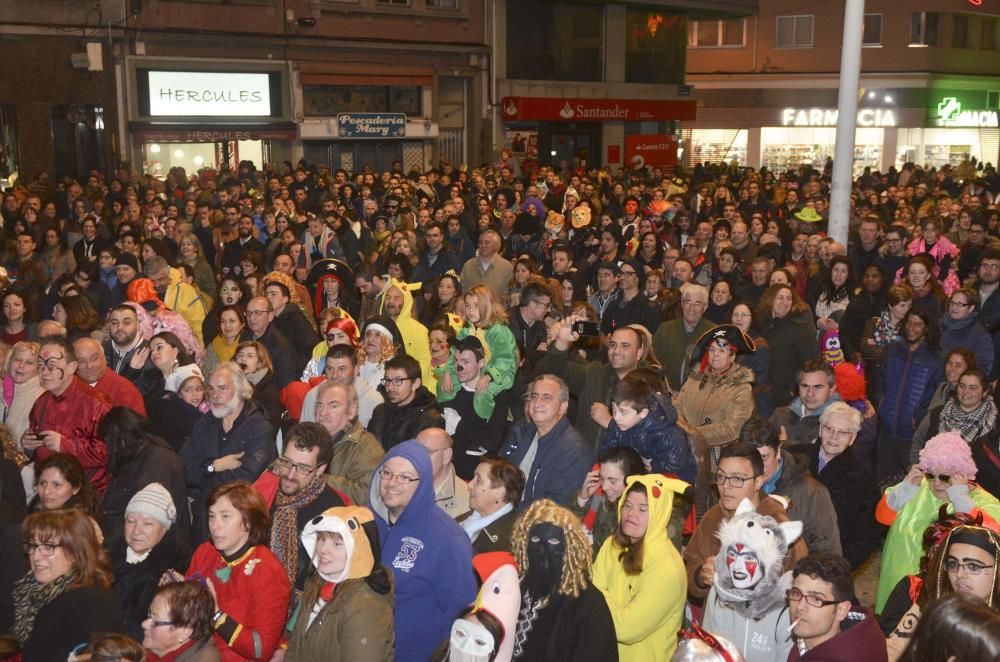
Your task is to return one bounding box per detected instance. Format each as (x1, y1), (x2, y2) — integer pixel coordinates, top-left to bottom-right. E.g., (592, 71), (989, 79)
(326, 419), (384, 506)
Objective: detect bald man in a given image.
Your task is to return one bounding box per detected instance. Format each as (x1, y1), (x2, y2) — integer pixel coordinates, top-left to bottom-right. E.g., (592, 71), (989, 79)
(73, 338), (146, 417)
(415, 427), (470, 519)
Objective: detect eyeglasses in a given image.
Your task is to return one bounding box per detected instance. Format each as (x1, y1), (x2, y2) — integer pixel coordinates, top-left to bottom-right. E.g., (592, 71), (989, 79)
(944, 559), (996, 575)
(619, 270), (637, 278)
(821, 424), (853, 440)
(925, 472), (951, 483)
(950, 300), (972, 308)
(713, 471), (759, 488)
(982, 263), (1000, 272)
(378, 468), (420, 485)
(246, 309), (269, 317)
(274, 456), (320, 476)
(23, 541), (62, 556)
(145, 612), (175, 628)
(786, 588), (841, 608)
(381, 377), (414, 387)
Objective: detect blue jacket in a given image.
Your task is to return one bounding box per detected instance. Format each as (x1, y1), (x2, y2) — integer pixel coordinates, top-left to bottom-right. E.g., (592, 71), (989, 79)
(369, 441), (476, 662)
(499, 417), (593, 507)
(878, 341), (944, 438)
(599, 394), (697, 484)
(411, 248), (461, 285)
(941, 312), (995, 379)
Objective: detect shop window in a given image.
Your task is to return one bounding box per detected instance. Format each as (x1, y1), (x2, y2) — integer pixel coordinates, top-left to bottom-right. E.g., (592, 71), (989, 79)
(625, 9), (685, 84)
(862, 14), (882, 46)
(302, 85), (422, 117)
(983, 18), (999, 50)
(953, 15), (971, 49)
(910, 12), (939, 47)
(987, 90), (1000, 110)
(506, 0), (603, 82)
(775, 15), (813, 48)
(376, 0), (410, 6)
(688, 19), (745, 48)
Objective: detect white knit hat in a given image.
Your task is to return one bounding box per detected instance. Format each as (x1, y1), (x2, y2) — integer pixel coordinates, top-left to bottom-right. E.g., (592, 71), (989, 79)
(125, 482), (177, 529)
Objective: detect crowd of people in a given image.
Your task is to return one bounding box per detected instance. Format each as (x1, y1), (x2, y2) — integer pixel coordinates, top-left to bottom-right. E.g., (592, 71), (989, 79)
(1, 155), (1000, 661)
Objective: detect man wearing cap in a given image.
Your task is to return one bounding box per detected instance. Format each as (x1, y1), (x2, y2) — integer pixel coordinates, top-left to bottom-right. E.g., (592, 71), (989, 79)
(653, 282), (716, 394)
(460, 229), (513, 300)
(600, 257), (661, 335)
(111, 252), (140, 307)
(437, 336), (511, 480)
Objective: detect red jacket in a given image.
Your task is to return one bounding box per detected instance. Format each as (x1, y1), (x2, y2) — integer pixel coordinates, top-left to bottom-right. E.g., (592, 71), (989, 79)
(787, 606), (887, 662)
(186, 543), (291, 662)
(92, 368), (147, 417)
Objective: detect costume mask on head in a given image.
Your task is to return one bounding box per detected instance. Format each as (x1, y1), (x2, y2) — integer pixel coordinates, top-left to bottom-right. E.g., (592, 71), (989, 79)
(525, 522), (565, 598)
(545, 210), (565, 235)
(473, 552), (520, 662)
(570, 205), (591, 230)
(449, 618), (495, 662)
(713, 498), (803, 620)
(821, 329), (845, 366)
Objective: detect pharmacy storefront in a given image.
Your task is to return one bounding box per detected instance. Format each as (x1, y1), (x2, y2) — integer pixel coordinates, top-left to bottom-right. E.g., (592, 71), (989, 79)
(126, 57), (295, 177)
(898, 93), (1000, 169)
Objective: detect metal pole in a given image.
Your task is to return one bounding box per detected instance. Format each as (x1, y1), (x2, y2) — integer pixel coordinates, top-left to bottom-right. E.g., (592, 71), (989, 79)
(828, 0), (866, 245)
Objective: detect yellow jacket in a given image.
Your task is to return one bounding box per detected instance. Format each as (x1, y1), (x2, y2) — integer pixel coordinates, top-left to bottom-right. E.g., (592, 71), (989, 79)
(592, 474), (689, 662)
(379, 278), (432, 386)
(163, 267), (208, 345)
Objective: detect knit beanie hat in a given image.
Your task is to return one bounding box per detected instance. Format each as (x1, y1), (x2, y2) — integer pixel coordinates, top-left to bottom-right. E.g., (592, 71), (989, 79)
(125, 482), (177, 529)
(116, 252), (139, 272)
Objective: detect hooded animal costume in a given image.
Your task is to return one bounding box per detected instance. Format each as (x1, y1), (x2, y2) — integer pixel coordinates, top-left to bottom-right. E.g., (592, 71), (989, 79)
(592, 475), (688, 662)
(286, 506), (394, 661)
(511, 499), (618, 662)
(447, 552), (521, 662)
(378, 278), (432, 386)
(702, 498), (803, 662)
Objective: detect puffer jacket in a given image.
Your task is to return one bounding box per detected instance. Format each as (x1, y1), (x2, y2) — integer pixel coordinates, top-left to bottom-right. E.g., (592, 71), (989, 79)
(600, 393), (696, 484)
(878, 340), (944, 438)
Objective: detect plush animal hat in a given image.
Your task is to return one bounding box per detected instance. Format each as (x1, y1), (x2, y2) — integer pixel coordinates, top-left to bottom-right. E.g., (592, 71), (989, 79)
(301, 506), (377, 583)
(470, 552), (520, 662)
(713, 498), (803, 619)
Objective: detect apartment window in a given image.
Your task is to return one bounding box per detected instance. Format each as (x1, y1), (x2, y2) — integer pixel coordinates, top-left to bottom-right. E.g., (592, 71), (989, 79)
(983, 18), (999, 50)
(862, 13), (882, 46)
(507, 0), (604, 82)
(375, 0), (410, 5)
(688, 19), (745, 48)
(953, 15), (971, 48)
(426, 0), (458, 8)
(302, 85), (422, 117)
(910, 12), (940, 46)
(988, 91), (1000, 110)
(626, 9), (686, 83)
(776, 15), (814, 48)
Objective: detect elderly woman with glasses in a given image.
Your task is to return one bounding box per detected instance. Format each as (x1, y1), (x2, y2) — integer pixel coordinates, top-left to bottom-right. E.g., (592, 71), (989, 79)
(911, 368), (997, 464)
(875, 430), (1000, 614)
(794, 402), (882, 570)
(941, 287), (994, 377)
(142, 577), (222, 661)
(11, 509), (124, 660)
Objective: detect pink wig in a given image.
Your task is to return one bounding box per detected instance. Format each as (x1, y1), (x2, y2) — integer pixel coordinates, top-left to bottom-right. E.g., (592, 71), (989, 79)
(919, 431), (977, 479)
(151, 309), (206, 365)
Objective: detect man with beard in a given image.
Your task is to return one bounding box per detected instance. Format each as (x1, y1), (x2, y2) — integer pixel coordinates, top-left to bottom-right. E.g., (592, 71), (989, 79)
(701, 499), (804, 662)
(368, 354), (444, 452)
(220, 213), (266, 279)
(144, 256), (208, 345)
(510, 499), (618, 662)
(103, 304), (153, 382)
(380, 279), (432, 385)
(244, 296), (298, 389)
(265, 422), (346, 611)
(180, 363), (275, 543)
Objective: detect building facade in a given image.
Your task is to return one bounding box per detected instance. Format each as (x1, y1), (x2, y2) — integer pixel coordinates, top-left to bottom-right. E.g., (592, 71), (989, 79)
(685, 0), (1000, 173)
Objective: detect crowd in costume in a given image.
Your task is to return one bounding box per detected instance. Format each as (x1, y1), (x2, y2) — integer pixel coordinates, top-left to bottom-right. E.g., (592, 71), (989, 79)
(2, 156), (1000, 660)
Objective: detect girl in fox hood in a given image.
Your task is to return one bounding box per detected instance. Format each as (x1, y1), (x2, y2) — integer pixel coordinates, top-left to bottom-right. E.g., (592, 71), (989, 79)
(592, 474), (689, 661)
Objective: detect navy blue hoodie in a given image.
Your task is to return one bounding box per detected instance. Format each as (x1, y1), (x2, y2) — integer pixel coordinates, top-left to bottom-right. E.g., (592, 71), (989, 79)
(369, 440), (476, 662)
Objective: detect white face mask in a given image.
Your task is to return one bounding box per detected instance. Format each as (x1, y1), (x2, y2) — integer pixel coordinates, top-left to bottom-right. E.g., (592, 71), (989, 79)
(449, 618), (495, 662)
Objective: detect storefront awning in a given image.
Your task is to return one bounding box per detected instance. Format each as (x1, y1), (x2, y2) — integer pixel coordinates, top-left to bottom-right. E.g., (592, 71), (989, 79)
(298, 62), (435, 87)
(501, 96), (697, 122)
(130, 123), (298, 143)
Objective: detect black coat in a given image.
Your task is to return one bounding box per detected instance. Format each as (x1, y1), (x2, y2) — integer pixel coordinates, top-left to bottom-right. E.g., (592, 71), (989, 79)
(252, 325), (298, 389)
(0, 505), (25, 633)
(20, 583), (124, 660)
(101, 441), (191, 552)
(111, 529), (192, 640)
(251, 369), (283, 433)
(795, 442), (883, 569)
(146, 390), (206, 454)
(456, 507), (519, 555)
(368, 386), (445, 452)
(272, 306), (320, 376)
(514, 584), (619, 662)
(840, 289), (886, 358)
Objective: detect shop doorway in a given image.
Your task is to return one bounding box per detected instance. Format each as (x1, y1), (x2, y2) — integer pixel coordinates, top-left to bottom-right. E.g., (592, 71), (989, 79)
(303, 141), (404, 174)
(547, 126), (600, 169)
(51, 105), (108, 182)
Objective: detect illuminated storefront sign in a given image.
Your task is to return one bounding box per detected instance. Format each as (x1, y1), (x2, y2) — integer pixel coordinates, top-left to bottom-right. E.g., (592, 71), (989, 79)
(935, 97), (999, 127)
(781, 107), (896, 127)
(147, 71), (272, 117)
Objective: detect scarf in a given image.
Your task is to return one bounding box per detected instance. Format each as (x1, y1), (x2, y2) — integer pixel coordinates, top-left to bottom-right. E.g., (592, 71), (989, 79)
(270, 470), (328, 584)
(939, 396), (998, 443)
(147, 638), (199, 662)
(211, 334), (240, 364)
(245, 367), (268, 386)
(12, 571), (75, 644)
(872, 308), (902, 347)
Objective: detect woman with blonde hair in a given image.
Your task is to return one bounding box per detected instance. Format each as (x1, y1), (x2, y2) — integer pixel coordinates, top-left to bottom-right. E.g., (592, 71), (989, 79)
(12, 509), (123, 659)
(176, 232), (217, 299)
(233, 341), (282, 433)
(437, 284), (518, 421)
(1, 340), (43, 450)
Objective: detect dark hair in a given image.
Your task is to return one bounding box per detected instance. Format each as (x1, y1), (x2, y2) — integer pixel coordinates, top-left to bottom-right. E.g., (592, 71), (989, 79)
(792, 552), (855, 603)
(386, 254), (413, 280)
(946, 347), (978, 373)
(738, 417), (781, 452)
(99, 406), (171, 476)
(156, 581), (217, 642)
(614, 481), (648, 576)
(384, 354), (421, 381)
(796, 358), (836, 386)
(610, 374), (654, 411)
(60, 294), (102, 332)
(903, 308), (940, 349)
(820, 255), (852, 301)
(899, 594), (1000, 661)
(263, 280), (290, 300)
(479, 457), (525, 506)
(718, 441), (765, 477)
(206, 482), (271, 546)
(958, 368), (991, 394)
(22, 508), (112, 589)
(596, 446), (645, 479)
(430, 606), (505, 662)
(79, 633), (145, 662)
(518, 282), (550, 308)
(150, 331), (194, 367)
(285, 422), (334, 468)
(326, 343), (359, 366)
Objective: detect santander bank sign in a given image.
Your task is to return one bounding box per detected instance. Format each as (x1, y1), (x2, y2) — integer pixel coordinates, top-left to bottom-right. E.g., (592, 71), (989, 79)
(502, 96), (696, 122)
